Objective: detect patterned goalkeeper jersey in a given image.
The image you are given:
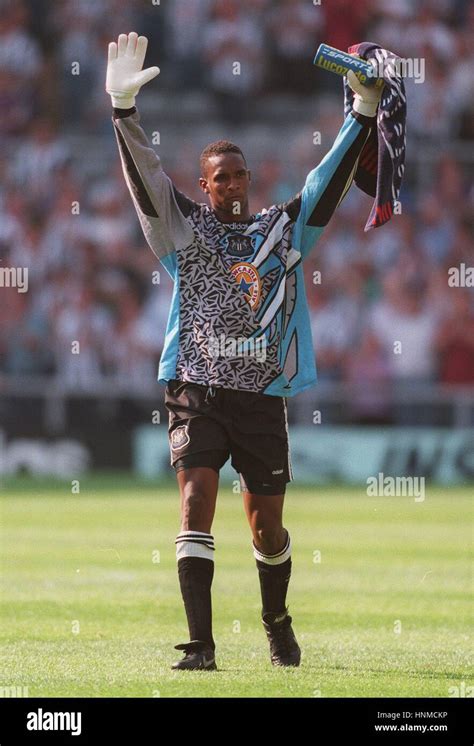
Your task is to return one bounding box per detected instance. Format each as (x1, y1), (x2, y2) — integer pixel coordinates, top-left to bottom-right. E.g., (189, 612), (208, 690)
(113, 107), (374, 397)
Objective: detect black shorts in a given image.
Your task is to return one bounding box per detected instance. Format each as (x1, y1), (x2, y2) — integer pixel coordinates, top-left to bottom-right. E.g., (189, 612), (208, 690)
(164, 379), (293, 495)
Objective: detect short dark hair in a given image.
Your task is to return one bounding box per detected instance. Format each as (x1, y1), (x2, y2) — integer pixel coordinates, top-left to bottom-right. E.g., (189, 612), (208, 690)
(200, 140), (246, 177)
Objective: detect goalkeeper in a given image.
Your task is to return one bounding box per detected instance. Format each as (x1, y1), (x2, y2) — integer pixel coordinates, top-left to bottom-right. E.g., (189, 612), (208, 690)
(106, 32), (383, 671)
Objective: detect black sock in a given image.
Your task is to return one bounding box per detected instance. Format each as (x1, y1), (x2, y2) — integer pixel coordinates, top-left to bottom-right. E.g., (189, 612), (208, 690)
(177, 556), (215, 649)
(253, 530), (292, 622)
(256, 556), (292, 620)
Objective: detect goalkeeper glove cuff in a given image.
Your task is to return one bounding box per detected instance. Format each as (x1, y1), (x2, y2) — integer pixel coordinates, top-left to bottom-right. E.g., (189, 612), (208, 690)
(109, 91), (137, 110)
(352, 97), (379, 118)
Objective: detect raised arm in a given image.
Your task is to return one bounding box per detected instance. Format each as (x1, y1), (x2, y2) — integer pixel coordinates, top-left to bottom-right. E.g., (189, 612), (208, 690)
(282, 70), (384, 261)
(106, 33), (196, 268)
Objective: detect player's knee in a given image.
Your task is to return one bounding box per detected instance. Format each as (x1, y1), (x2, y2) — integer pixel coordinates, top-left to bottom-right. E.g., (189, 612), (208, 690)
(255, 526), (285, 556)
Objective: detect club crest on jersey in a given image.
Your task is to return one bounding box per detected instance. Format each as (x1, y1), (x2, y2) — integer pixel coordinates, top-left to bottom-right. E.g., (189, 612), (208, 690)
(222, 233), (254, 258)
(170, 424), (190, 450)
(230, 261), (261, 309)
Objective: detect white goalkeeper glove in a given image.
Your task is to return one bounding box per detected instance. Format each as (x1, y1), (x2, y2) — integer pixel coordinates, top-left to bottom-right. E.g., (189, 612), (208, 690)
(347, 69), (384, 117)
(106, 32), (160, 109)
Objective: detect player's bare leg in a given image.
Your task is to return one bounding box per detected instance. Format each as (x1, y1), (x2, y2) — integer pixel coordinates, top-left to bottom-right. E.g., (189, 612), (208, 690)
(243, 491), (287, 555)
(243, 490), (301, 667)
(177, 466), (218, 532)
(172, 466), (219, 671)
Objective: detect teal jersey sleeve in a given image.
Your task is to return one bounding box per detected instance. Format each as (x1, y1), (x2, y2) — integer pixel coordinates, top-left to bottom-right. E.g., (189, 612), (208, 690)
(291, 110), (374, 260)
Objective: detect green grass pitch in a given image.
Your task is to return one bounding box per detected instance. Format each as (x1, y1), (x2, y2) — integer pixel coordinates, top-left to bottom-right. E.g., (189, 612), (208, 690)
(1, 476), (472, 698)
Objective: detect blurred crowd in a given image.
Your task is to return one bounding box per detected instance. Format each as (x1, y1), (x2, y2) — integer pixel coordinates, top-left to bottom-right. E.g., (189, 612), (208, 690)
(0, 0), (473, 404)
(1, 0), (473, 133)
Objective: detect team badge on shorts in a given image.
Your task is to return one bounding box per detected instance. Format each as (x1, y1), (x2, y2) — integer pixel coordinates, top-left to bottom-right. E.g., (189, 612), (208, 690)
(230, 261), (261, 310)
(170, 424), (190, 450)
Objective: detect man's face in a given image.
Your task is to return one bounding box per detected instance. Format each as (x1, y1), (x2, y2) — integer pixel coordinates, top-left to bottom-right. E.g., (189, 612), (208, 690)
(199, 152), (251, 219)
